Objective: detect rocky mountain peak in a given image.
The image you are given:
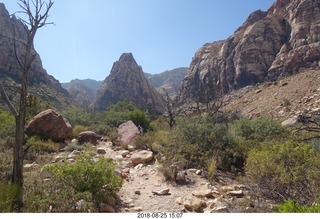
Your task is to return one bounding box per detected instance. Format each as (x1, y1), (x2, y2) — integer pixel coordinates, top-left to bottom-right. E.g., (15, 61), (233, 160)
(0, 3), (70, 108)
(268, 0), (291, 14)
(0, 3), (9, 18)
(92, 53), (164, 113)
(178, 0), (320, 104)
(238, 10), (268, 31)
(119, 52), (135, 62)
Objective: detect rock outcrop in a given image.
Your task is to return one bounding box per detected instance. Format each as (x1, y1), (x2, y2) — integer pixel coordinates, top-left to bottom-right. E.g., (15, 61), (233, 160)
(178, 0), (320, 103)
(131, 150), (154, 165)
(117, 120), (140, 145)
(92, 53), (164, 113)
(61, 79), (103, 109)
(25, 109), (73, 142)
(78, 131), (101, 145)
(0, 3), (70, 108)
(145, 67), (188, 100)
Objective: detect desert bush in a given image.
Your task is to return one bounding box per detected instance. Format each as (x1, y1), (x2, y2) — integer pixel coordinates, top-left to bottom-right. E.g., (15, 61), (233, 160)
(62, 107), (93, 127)
(24, 176), (96, 212)
(134, 130), (170, 152)
(149, 116), (171, 131)
(0, 183), (17, 212)
(88, 124), (113, 136)
(170, 115), (243, 171)
(157, 114), (245, 181)
(44, 154), (123, 206)
(24, 137), (59, 162)
(73, 125), (87, 138)
(207, 159), (217, 182)
(63, 143), (85, 152)
(276, 199), (320, 213)
(128, 108), (151, 132)
(26, 94), (49, 121)
(0, 149), (12, 183)
(232, 116), (286, 142)
(157, 141), (191, 181)
(102, 100), (136, 128)
(0, 110), (15, 148)
(246, 141), (320, 205)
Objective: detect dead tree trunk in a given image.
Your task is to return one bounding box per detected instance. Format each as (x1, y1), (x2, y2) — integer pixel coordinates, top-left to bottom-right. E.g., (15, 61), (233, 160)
(0, 0), (54, 211)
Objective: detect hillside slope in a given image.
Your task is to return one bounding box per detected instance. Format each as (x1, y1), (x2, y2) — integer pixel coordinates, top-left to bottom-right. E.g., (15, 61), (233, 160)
(179, 0), (320, 103)
(222, 70), (320, 121)
(0, 3), (71, 109)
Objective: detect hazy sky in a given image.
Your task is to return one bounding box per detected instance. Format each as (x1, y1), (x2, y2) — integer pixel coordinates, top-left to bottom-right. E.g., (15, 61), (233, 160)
(2, 0), (275, 82)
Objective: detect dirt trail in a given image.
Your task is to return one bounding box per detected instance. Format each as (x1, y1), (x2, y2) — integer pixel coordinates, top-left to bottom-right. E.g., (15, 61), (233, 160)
(96, 142), (278, 213)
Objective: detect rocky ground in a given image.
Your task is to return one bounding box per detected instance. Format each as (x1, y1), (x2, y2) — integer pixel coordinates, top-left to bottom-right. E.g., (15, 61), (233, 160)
(222, 70), (320, 120)
(24, 70), (320, 213)
(91, 141), (277, 213)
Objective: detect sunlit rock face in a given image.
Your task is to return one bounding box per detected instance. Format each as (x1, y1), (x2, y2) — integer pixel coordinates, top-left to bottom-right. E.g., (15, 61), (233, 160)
(179, 0), (320, 103)
(92, 53), (164, 113)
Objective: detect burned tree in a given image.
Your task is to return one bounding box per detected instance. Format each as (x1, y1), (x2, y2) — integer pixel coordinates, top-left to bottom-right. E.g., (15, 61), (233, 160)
(0, 0), (54, 211)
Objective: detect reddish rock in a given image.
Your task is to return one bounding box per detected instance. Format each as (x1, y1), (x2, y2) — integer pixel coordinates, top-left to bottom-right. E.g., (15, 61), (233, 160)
(117, 120), (140, 145)
(78, 131), (101, 145)
(25, 109), (73, 142)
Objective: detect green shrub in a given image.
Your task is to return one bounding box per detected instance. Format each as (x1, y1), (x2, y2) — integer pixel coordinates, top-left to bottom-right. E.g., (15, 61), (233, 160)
(149, 116), (171, 132)
(170, 116), (243, 171)
(24, 176), (96, 212)
(156, 115), (245, 180)
(232, 116), (286, 142)
(103, 100), (151, 130)
(128, 109), (151, 132)
(73, 125), (87, 138)
(0, 149), (12, 183)
(44, 154), (123, 206)
(0, 110), (15, 148)
(0, 183), (17, 212)
(157, 141), (190, 180)
(246, 141), (320, 205)
(88, 124), (113, 136)
(134, 130), (170, 152)
(276, 199), (320, 213)
(62, 107), (93, 127)
(24, 137), (59, 162)
(102, 100), (136, 128)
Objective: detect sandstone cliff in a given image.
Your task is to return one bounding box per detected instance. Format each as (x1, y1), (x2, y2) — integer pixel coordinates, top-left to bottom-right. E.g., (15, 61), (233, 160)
(0, 3), (70, 108)
(62, 79), (103, 109)
(145, 67), (188, 100)
(92, 53), (164, 113)
(179, 0), (320, 103)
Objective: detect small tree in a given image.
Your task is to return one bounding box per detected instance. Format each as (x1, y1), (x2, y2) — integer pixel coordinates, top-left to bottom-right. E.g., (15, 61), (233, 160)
(0, 0), (53, 211)
(161, 89), (176, 129)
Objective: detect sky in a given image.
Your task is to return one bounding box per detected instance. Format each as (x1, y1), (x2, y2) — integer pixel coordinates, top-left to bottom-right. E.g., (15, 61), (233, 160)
(1, 0), (275, 83)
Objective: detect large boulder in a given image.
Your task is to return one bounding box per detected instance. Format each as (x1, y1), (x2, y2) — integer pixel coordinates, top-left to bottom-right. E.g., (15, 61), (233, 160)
(25, 109), (73, 142)
(78, 131), (100, 145)
(117, 120), (140, 145)
(131, 150), (154, 165)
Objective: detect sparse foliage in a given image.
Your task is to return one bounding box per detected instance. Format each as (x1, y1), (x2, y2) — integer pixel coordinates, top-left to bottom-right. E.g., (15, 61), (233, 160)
(44, 154), (123, 209)
(0, 0), (54, 211)
(246, 141), (320, 205)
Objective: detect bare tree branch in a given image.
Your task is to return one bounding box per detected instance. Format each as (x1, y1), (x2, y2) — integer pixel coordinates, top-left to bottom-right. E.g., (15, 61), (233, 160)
(0, 82), (18, 116)
(0, 0), (55, 211)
